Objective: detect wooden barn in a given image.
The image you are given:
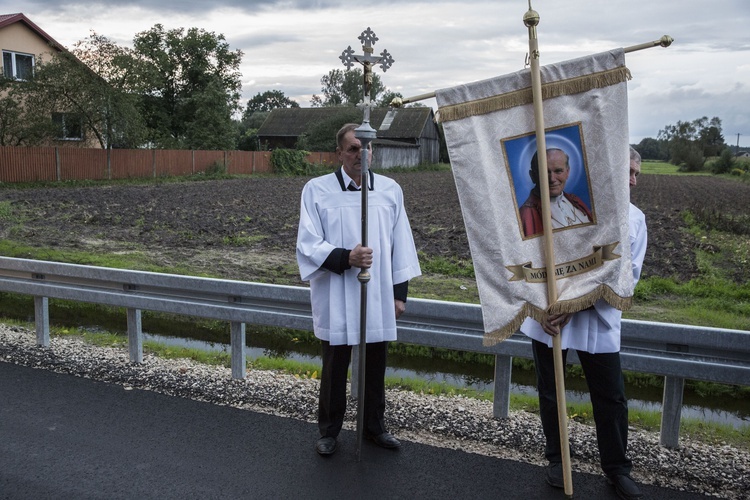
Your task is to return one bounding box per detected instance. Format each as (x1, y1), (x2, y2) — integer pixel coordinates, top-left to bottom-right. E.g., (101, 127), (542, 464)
(257, 107), (440, 169)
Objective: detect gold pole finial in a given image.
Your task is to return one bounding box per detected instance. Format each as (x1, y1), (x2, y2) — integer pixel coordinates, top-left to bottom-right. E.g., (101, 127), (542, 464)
(523, 8), (540, 28)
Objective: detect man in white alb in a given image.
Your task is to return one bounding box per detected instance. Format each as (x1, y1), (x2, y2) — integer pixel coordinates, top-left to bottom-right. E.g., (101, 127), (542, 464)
(520, 146), (648, 500)
(296, 123), (421, 456)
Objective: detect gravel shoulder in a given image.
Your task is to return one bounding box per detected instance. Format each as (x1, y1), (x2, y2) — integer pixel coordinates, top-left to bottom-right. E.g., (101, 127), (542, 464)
(2, 325), (747, 499)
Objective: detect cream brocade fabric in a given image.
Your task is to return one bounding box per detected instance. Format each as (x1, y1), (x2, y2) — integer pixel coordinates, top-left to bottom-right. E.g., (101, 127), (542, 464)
(436, 49), (634, 345)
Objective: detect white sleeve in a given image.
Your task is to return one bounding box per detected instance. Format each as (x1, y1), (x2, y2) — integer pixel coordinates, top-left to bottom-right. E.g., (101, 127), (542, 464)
(390, 185), (422, 284)
(296, 183), (337, 282)
(629, 204), (648, 286)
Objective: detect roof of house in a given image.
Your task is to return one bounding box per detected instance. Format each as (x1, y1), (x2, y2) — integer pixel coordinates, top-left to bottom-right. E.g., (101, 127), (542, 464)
(0, 13), (66, 52)
(257, 107), (435, 139)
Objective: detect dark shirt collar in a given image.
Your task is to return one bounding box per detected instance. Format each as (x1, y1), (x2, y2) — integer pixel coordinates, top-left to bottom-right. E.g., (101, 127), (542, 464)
(334, 167), (374, 191)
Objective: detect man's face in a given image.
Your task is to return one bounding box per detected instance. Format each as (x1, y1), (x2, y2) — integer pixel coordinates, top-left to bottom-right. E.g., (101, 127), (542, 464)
(629, 159), (641, 189)
(337, 130), (372, 185)
(546, 149), (570, 197)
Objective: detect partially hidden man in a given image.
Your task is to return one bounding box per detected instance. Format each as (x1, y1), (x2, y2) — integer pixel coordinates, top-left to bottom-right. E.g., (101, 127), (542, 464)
(296, 123), (421, 456)
(520, 146), (648, 500)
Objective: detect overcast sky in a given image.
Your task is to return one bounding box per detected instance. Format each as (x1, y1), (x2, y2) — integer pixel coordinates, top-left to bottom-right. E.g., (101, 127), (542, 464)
(6, 0), (750, 146)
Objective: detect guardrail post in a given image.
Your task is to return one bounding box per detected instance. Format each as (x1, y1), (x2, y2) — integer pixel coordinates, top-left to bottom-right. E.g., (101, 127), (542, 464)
(231, 321), (246, 379)
(127, 308), (143, 363)
(34, 296), (50, 346)
(660, 375), (684, 449)
(493, 354), (512, 418)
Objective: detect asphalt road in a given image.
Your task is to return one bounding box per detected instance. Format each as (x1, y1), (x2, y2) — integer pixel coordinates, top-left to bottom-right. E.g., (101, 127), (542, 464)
(0, 361), (707, 500)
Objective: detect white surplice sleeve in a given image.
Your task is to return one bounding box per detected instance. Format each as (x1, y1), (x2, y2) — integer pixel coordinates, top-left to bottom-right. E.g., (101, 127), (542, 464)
(296, 180), (337, 282)
(390, 183), (422, 285)
(629, 203), (647, 286)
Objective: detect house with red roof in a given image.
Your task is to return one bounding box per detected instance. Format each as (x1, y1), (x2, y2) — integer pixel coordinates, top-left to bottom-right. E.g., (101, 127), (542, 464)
(1, 12), (99, 147)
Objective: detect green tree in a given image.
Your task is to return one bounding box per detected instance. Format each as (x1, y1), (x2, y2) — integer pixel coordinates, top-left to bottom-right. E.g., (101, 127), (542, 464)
(711, 147), (735, 174)
(72, 32), (147, 94)
(244, 90), (298, 114)
(0, 86), (56, 145)
(69, 33), (148, 148)
(310, 68), (386, 107)
(184, 76), (237, 150)
(657, 116), (725, 171)
(132, 24), (243, 149)
(634, 137), (669, 161)
(697, 117), (725, 157)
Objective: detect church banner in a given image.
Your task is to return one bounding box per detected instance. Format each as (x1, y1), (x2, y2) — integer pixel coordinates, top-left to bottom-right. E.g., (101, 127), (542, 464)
(435, 49), (634, 345)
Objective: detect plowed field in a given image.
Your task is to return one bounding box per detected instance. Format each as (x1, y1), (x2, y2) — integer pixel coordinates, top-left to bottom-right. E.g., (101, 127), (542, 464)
(1, 171), (749, 286)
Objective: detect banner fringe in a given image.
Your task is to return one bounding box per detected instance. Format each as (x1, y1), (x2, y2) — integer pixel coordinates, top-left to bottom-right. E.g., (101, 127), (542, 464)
(547, 285), (633, 315)
(439, 66), (631, 123)
(481, 286), (633, 347)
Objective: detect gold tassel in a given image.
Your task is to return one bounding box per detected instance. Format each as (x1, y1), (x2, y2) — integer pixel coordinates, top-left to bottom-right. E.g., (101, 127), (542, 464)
(481, 287), (633, 346)
(482, 302), (546, 346)
(440, 66), (631, 123)
(547, 285), (633, 315)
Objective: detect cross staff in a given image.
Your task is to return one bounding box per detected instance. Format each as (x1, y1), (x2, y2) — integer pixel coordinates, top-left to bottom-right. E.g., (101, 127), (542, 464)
(339, 27), (394, 462)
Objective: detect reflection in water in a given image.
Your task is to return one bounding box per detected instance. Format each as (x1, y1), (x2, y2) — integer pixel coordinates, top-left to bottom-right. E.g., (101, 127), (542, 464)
(143, 332), (749, 429)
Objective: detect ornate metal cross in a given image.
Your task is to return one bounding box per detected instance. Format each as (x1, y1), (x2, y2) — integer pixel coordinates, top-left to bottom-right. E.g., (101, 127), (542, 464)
(339, 27), (394, 123)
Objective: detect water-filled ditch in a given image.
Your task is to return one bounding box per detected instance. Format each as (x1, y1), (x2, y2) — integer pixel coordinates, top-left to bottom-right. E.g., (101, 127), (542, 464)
(3, 295), (746, 429)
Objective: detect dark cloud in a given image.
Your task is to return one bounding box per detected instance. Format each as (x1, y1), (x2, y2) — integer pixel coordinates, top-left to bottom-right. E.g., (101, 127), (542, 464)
(10, 0), (388, 15)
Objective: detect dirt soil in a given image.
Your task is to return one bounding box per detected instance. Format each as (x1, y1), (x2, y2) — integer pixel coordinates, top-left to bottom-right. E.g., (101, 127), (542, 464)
(1, 171), (749, 285)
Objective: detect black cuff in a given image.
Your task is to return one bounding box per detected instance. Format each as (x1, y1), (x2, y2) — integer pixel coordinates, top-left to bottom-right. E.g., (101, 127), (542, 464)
(321, 248), (352, 275)
(393, 281), (408, 303)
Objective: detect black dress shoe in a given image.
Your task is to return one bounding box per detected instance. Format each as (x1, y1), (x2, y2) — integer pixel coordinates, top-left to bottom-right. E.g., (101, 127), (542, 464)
(366, 432), (401, 449)
(607, 474), (643, 500)
(545, 462), (564, 489)
(316, 436), (337, 456)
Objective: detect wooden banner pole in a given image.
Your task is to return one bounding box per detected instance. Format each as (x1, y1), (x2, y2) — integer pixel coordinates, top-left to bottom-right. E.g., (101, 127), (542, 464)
(524, 4), (573, 498)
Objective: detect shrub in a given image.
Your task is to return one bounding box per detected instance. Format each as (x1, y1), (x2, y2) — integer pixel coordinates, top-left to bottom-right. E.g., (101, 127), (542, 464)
(205, 161), (226, 176)
(672, 142), (706, 172)
(270, 148), (310, 175)
(711, 148), (735, 174)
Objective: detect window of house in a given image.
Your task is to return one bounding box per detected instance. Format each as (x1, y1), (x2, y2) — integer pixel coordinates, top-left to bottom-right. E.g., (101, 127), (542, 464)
(2, 50), (35, 80)
(52, 112), (83, 141)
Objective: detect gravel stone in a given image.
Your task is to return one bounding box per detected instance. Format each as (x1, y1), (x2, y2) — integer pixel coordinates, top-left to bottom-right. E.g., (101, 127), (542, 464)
(1, 325), (747, 499)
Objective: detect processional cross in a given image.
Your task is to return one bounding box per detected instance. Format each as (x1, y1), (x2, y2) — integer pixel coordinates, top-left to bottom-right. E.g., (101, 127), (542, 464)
(339, 27), (394, 125)
(339, 27), (394, 462)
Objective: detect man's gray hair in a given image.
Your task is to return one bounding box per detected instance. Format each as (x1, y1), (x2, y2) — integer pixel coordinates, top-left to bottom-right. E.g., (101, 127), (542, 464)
(336, 123), (374, 153)
(336, 123), (359, 149)
(629, 146), (641, 167)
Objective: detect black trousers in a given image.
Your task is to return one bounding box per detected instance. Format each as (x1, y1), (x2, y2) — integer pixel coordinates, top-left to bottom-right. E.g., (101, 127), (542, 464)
(318, 340), (388, 438)
(531, 339), (632, 477)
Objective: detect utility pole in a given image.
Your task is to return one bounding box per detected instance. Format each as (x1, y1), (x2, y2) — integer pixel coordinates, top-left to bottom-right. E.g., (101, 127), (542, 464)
(737, 133), (741, 154)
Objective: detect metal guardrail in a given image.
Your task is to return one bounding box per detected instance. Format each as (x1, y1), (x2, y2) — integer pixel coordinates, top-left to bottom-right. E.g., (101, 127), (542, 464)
(0, 256), (748, 448)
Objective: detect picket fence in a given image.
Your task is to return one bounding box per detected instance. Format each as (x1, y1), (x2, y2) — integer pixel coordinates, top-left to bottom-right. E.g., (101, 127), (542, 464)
(0, 146), (339, 183)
